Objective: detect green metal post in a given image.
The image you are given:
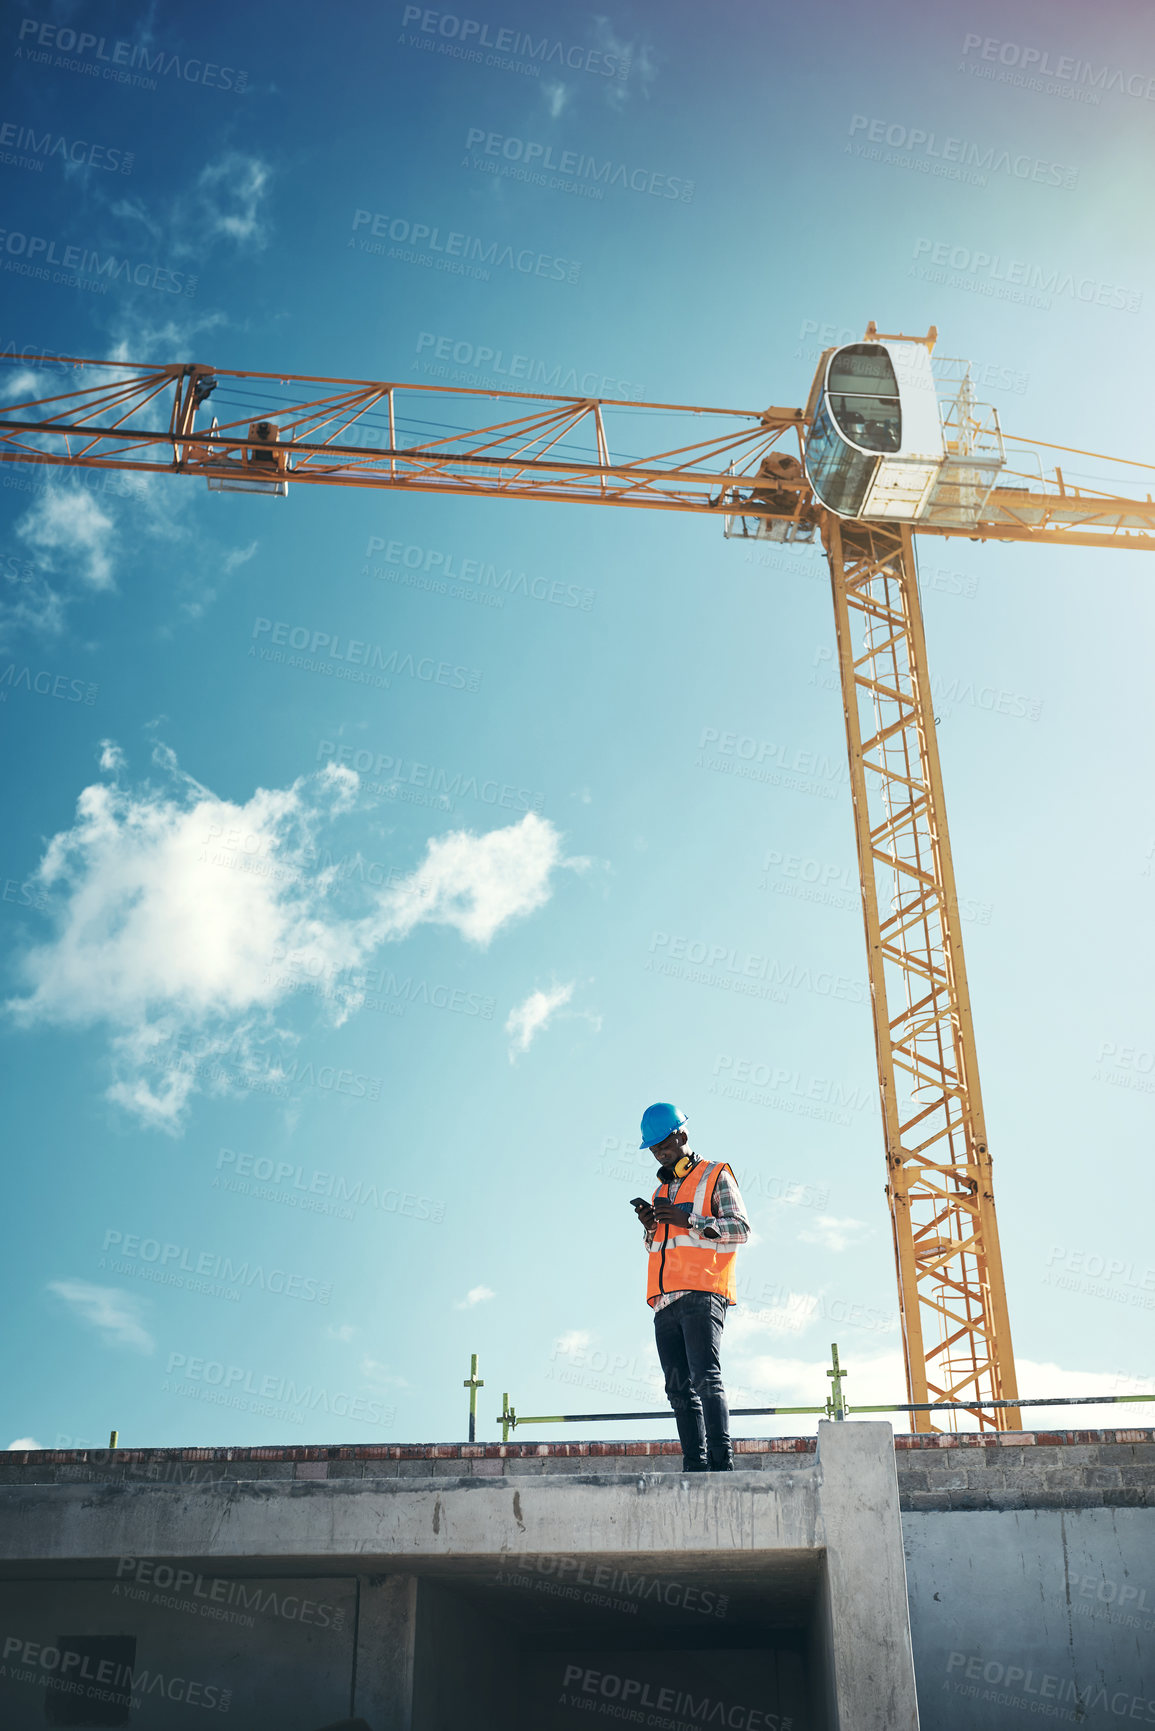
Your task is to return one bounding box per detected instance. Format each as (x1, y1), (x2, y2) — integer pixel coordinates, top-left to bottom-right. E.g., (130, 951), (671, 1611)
(826, 1343), (848, 1421)
(463, 1353), (484, 1443)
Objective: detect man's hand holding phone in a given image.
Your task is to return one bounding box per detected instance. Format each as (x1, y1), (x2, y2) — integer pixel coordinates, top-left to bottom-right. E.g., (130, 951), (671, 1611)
(652, 1199), (693, 1228)
(630, 1196), (656, 1231)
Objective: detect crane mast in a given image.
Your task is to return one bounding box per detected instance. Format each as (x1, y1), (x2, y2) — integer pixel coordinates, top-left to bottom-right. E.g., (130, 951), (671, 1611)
(826, 521), (1016, 1428)
(4, 348), (1155, 1430)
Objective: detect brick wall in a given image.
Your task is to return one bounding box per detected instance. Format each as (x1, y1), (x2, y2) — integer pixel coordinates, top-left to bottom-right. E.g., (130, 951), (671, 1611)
(2, 1428), (1153, 1507)
(895, 1427), (1155, 1510)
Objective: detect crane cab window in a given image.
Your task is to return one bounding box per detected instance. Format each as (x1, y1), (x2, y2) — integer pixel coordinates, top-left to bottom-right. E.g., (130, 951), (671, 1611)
(805, 400), (877, 517)
(826, 345), (901, 454)
(828, 393), (900, 453)
(827, 345), (899, 395)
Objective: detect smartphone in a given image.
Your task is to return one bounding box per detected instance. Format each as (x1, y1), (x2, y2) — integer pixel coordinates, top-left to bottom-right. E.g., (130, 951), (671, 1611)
(629, 1197), (650, 1209)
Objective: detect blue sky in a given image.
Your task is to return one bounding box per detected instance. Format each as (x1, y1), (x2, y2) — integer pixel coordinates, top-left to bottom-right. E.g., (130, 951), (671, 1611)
(2, 0), (1154, 1451)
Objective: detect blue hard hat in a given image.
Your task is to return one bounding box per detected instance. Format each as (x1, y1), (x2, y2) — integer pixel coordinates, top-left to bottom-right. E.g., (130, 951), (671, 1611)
(639, 1102), (688, 1150)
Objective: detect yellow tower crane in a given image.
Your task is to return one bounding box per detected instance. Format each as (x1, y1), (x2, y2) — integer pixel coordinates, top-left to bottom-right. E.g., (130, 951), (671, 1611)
(4, 327), (1154, 1432)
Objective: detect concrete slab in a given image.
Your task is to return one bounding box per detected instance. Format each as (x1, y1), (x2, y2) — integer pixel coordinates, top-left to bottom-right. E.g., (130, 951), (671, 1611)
(0, 1423), (919, 1731)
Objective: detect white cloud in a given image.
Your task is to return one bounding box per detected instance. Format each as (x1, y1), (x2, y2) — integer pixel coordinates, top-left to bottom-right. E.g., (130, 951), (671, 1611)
(8, 1437), (42, 1450)
(12, 768), (339, 1029)
(1008, 1358), (1155, 1431)
(360, 1356), (408, 1386)
(195, 154), (272, 248)
(98, 741), (126, 773)
(383, 813), (562, 946)
(455, 1285), (495, 1309)
(505, 981), (573, 1058)
(104, 1033), (202, 1128)
(326, 1323), (355, 1342)
(542, 80), (569, 118)
(8, 750), (570, 1128)
(109, 195), (162, 243)
(726, 1293), (821, 1343)
(48, 1281), (154, 1353)
(593, 20), (654, 107)
(17, 481), (115, 590)
(798, 1216), (873, 1253)
(107, 308), (229, 371)
(111, 154), (272, 258)
(723, 1346), (1144, 1431)
(223, 541), (259, 573)
(728, 1346), (906, 1413)
(555, 1329), (592, 1354)
(3, 367), (45, 400)
(633, 45), (657, 95)
(0, 565), (65, 650)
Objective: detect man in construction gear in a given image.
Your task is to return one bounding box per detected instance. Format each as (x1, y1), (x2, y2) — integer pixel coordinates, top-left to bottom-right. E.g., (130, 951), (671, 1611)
(633, 1103), (750, 1472)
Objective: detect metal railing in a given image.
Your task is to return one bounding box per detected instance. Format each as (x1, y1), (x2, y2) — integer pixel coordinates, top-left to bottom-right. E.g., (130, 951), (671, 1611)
(492, 1344), (1155, 1443)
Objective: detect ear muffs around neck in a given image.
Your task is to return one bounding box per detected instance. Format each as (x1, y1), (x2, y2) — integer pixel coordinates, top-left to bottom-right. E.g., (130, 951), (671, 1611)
(658, 1153), (696, 1183)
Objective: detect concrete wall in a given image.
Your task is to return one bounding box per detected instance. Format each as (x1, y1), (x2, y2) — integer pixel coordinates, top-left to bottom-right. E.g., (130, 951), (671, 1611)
(904, 1509), (1155, 1729)
(0, 1573), (356, 1727)
(0, 1424), (919, 1731)
(518, 1642), (812, 1731)
(896, 1429), (1155, 1726)
(3, 1425), (1153, 1731)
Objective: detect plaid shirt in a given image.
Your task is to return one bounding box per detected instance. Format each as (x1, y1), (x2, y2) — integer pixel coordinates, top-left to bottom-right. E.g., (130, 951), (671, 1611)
(646, 1160), (750, 1312)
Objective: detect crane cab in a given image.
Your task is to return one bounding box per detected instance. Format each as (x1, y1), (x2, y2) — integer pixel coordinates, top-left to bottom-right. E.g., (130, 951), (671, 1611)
(803, 330), (1004, 527)
(804, 339), (943, 519)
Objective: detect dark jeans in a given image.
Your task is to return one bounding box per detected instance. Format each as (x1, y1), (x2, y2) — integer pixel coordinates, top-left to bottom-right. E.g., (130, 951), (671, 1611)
(653, 1291), (733, 1471)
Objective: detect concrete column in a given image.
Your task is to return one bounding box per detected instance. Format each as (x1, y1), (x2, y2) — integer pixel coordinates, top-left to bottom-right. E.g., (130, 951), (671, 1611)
(354, 1573), (417, 1730)
(815, 1421), (920, 1730)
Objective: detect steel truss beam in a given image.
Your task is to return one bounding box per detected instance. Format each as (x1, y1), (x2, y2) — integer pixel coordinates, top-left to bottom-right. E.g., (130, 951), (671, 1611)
(0, 358), (811, 524)
(3, 358), (1155, 546)
(826, 520), (1018, 1431)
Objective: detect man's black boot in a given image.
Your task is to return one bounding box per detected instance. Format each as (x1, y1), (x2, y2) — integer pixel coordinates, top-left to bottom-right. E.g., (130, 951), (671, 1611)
(673, 1407), (707, 1472)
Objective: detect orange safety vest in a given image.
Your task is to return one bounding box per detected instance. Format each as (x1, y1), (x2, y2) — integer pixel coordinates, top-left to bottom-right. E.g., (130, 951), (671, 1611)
(646, 1160), (738, 1307)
